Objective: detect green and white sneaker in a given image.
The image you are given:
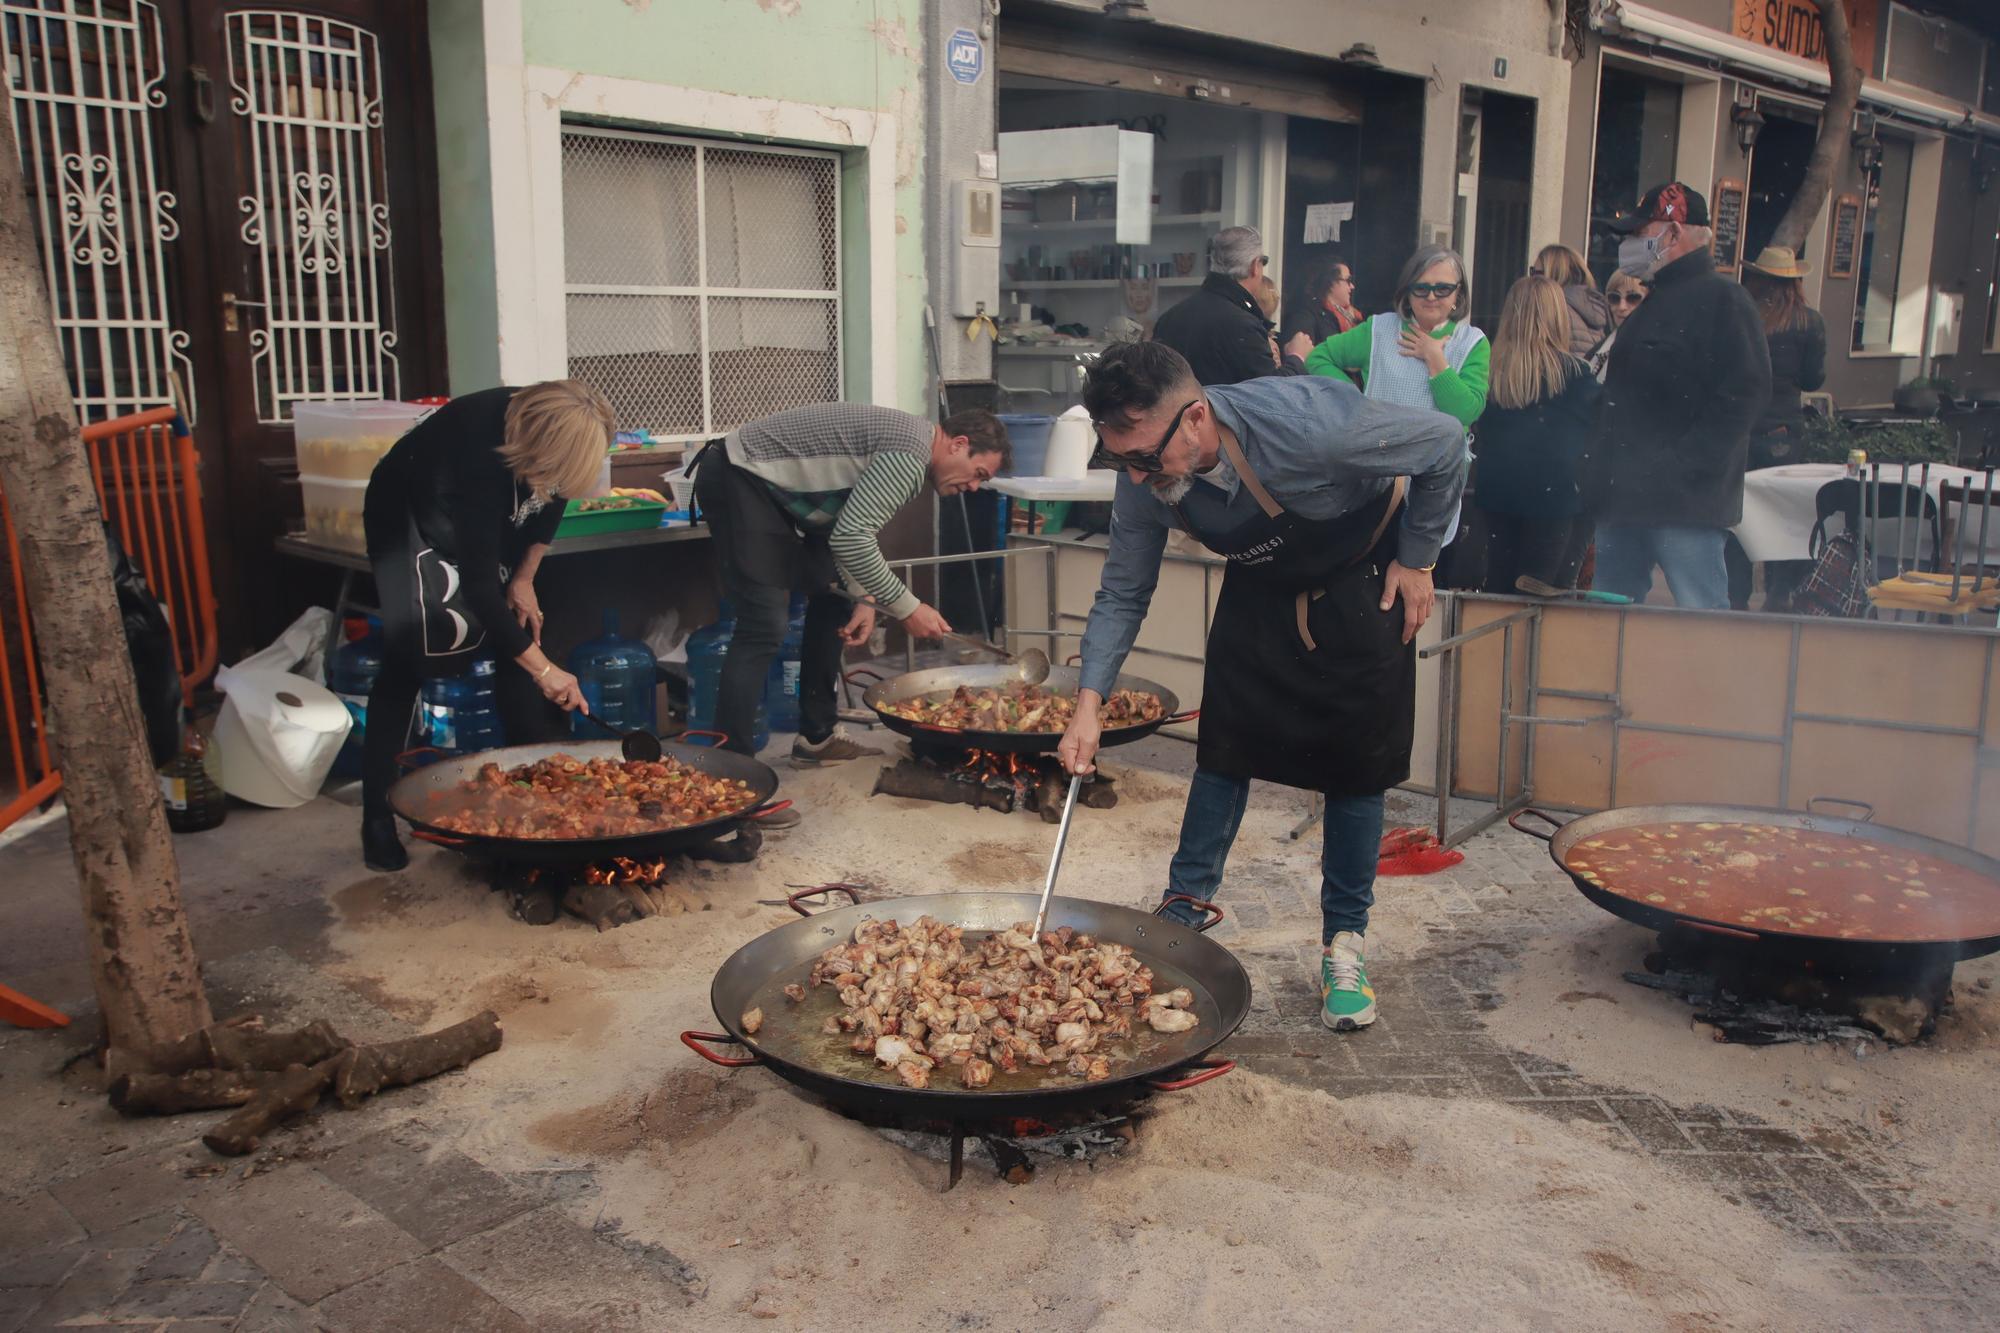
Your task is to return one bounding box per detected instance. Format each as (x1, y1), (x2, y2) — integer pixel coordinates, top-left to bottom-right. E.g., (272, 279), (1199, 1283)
(1319, 931), (1377, 1031)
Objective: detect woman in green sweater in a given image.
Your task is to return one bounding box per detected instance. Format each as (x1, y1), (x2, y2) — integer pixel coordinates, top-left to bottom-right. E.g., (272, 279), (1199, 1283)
(1297, 244), (1489, 428)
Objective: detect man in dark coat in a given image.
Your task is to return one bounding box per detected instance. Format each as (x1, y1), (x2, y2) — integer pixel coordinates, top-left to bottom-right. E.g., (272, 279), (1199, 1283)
(1152, 226), (1304, 385)
(1593, 182), (1772, 609)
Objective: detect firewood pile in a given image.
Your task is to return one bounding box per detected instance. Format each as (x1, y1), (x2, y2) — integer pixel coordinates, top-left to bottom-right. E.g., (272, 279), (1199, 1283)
(107, 1010), (503, 1156)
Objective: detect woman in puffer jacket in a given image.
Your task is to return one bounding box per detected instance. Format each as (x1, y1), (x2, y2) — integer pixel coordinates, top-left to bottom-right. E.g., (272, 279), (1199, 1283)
(1532, 243), (1612, 359)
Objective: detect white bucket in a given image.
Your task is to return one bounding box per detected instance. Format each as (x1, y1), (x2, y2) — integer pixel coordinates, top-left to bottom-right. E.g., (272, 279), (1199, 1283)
(206, 667), (352, 808)
(1044, 406), (1094, 480)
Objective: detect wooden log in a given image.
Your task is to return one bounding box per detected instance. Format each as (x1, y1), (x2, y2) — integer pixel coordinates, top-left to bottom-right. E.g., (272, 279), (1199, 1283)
(618, 884), (658, 920)
(332, 1010), (503, 1107)
(872, 760), (1013, 812)
(562, 883), (642, 931)
(201, 1058), (340, 1156)
(109, 1068), (292, 1117)
(135, 1018), (350, 1076)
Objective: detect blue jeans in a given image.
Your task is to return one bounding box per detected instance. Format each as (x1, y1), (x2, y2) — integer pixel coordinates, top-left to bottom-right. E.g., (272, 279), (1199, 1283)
(1163, 766), (1383, 945)
(1592, 524), (1730, 610)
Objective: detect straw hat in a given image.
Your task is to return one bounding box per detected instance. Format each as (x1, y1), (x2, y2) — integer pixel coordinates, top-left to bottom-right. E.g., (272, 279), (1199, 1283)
(1745, 245), (1811, 279)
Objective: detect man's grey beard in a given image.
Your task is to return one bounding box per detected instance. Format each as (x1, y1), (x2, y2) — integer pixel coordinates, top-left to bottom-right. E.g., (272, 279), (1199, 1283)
(1151, 473), (1193, 504)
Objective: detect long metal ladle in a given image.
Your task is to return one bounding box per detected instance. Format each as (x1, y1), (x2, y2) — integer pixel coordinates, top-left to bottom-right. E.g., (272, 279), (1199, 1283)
(579, 709), (665, 763)
(1030, 772), (1083, 937)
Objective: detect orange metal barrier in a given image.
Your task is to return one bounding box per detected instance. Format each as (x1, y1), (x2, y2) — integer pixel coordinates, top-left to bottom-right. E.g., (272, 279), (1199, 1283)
(0, 407), (218, 832)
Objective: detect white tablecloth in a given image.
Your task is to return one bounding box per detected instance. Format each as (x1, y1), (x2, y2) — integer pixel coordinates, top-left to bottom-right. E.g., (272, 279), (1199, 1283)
(1732, 463), (1989, 563)
(989, 473), (1116, 503)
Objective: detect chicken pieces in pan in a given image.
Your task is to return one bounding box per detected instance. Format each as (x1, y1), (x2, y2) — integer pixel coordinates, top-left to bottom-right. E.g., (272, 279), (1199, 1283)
(881, 684), (1165, 734)
(807, 916), (1198, 1090)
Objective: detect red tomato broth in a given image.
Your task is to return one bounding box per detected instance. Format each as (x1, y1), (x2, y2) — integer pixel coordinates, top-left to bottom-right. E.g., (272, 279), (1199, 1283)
(1561, 822), (2000, 944)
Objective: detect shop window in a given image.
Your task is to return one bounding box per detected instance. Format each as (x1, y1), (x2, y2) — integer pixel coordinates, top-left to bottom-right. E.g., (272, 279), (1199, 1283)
(1587, 66), (1682, 286)
(560, 127), (841, 439)
(1851, 136), (1914, 354)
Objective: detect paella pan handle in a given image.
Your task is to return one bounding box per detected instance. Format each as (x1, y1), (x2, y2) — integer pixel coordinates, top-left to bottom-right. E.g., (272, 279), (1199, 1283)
(1681, 920), (1761, 942)
(409, 829), (470, 848)
(844, 667), (886, 683)
(679, 1030), (761, 1068)
(1507, 808), (1568, 843)
(785, 883), (864, 916)
(395, 746), (447, 772)
(1148, 1056), (1235, 1091)
(1807, 796), (1876, 822)
(680, 729), (730, 748)
(747, 799), (795, 822)
(1155, 895), (1225, 933)
(1162, 708), (1201, 724)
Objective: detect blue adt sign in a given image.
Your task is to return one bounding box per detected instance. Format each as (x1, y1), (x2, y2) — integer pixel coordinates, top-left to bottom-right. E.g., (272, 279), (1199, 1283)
(946, 28), (983, 85)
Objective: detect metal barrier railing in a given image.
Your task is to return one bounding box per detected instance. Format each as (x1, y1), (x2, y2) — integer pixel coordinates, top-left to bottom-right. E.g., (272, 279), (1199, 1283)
(0, 406), (218, 832)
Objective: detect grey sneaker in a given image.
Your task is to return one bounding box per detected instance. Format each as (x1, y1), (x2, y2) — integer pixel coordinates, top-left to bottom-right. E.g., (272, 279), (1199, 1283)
(790, 726), (884, 768)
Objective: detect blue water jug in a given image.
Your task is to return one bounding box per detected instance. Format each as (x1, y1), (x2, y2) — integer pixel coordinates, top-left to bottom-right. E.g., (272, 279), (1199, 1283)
(763, 594), (806, 734)
(569, 609), (658, 740)
(686, 608), (769, 752)
(327, 615), (383, 779)
(422, 658), (504, 755)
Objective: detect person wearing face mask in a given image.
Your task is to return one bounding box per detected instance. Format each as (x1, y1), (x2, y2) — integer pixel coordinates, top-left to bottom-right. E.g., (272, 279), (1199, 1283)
(1591, 183), (1771, 610)
(1058, 341), (1466, 1033)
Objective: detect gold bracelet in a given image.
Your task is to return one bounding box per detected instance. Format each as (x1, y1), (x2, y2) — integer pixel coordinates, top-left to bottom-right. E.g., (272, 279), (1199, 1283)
(533, 662), (555, 682)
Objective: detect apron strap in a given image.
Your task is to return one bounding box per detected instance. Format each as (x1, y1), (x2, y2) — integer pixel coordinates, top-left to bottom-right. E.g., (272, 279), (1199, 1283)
(1215, 427), (1284, 519)
(1293, 478), (1410, 655)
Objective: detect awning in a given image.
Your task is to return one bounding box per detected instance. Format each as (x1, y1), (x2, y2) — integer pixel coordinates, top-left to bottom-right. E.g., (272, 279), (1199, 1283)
(1594, 0), (2000, 136)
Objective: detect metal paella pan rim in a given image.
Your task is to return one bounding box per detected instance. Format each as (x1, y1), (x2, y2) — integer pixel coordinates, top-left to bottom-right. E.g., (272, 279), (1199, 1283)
(1514, 802), (2000, 954)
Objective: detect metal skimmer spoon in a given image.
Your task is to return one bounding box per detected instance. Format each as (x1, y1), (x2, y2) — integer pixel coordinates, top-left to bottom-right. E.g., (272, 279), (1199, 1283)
(1030, 772), (1083, 937)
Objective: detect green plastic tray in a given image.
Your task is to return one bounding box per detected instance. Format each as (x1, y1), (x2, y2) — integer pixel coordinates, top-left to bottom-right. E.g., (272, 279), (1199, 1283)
(555, 499), (667, 537)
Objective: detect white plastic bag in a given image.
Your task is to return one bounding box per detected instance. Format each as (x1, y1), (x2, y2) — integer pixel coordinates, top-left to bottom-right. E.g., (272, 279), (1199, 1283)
(226, 607), (336, 684)
(207, 667), (351, 808)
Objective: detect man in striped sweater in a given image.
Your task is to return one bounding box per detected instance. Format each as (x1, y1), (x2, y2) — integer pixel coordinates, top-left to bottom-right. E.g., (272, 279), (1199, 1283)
(690, 403), (1010, 771)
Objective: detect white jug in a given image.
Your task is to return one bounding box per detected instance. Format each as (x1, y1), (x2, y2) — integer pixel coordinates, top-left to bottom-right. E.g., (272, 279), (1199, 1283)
(1044, 406), (1093, 480)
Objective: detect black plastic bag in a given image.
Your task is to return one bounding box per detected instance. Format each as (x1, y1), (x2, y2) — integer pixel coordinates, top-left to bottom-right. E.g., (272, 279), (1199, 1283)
(107, 527), (182, 765)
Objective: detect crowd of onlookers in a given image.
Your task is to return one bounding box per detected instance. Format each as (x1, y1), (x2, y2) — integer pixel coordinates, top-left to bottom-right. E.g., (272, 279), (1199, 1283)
(1153, 180), (1826, 612)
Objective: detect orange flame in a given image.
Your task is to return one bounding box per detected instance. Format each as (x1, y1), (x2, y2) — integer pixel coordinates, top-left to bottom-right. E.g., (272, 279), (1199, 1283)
(584, 856), (672, 886)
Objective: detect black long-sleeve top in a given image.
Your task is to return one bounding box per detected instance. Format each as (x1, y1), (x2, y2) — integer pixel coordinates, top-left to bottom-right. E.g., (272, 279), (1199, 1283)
(368, 386), (564, 661)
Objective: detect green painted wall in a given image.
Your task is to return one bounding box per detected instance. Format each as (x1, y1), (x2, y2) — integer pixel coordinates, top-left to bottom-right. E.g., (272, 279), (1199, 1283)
(428, 0), (502, 393)
(519, 0), (930, 415)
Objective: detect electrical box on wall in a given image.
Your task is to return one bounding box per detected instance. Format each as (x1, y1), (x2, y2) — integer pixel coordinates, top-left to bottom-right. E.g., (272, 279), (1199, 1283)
(952, 179), (1001, 320)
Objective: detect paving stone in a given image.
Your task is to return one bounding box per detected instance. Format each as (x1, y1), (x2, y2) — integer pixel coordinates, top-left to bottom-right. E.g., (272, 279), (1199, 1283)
(316, 1132), (535, 1250)
(137, 1219), (219, 1282)
(0, 1287), (47, 1333)
(1599, 1098), (1696, 1151)
(443, 1208), (696, 1331)
(46, 1145), (212, 1236)
(111, 1279), (257, 1321)
(230, 1281), (315, 1333)
(0, 1194), (83, 1257)
(16, 1243), (146, 1327)
(1512, 1097), (1614, 1124)
(316, 1257), (530, 1333)
(1666, 1153), (1788, 1192)
(86, 1211), (185, 1252)
(202, 1245), (263, 1285)
(1776, 1158), (1883, 1222)
(190, 1168), (423, 1306)
(1685, 1125), (1815, 1155)
(0, 1242), (85, 1289)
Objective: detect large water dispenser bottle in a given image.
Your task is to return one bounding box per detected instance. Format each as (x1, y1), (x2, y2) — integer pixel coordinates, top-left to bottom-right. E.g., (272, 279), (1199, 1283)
(763, 593), (806, 735)
(569, 609), (658, 740)
(422, 658), (504, 755)
(326, 615), (383, 779)
(686, 605), (769, 752)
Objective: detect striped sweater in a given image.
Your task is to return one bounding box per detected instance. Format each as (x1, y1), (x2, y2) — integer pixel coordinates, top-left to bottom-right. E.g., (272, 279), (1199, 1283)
(724, 403), (934, 618)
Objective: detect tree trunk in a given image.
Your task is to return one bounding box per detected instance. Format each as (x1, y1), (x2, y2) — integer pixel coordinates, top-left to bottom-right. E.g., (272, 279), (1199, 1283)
(0, 85), (213, 1056)
(1769, 0), (1862, 254)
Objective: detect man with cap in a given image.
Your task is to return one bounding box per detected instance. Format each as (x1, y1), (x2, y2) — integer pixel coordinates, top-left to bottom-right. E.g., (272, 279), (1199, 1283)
(1594, 182), (1771, 609)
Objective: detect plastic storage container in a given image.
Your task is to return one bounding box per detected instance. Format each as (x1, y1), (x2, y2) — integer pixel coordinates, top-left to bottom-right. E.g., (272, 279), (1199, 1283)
(327, 615), (384, 780)
(996, 414), (1056, 476)
(568, 610), (658, 738)
(300, 475), (370, 553)
(422, 659), (504, 755)
(293, 400), (433, 481)
(686, 611), (769, 753)
(763, 595), (806, 734)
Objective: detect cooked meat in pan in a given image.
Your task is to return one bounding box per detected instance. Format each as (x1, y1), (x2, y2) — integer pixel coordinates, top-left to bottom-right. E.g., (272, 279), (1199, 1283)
(426, 753), (758, 839)
(882, 684), (1164, 734)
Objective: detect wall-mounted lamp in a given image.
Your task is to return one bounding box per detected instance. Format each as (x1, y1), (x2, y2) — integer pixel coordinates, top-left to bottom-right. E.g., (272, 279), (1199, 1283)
(1731, 103), (1766, 154)
(1339, 43), (1382, 67)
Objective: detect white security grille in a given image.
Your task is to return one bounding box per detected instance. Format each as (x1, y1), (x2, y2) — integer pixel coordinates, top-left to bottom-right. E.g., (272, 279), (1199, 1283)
(226, 11), (399, 423)
(561, 127), (841, 440)
(2, 0), (194, 422)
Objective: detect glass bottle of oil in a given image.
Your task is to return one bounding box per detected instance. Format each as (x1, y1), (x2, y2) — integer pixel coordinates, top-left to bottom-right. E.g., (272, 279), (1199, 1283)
(159, 708), (227, 833)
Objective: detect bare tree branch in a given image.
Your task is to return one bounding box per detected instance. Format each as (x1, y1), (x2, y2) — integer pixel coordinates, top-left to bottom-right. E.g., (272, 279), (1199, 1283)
(1770, 0), (1862, 254)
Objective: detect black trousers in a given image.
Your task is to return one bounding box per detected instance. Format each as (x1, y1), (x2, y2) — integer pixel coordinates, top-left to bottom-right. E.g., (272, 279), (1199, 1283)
(1474, 509), (1594, 593)
(361, 656), (569, 819)
(691, 444), (846, 756)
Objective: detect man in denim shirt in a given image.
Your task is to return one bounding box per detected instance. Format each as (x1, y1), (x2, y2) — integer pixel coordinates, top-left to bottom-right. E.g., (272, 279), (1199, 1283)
(1058, 342), (1464, 1030)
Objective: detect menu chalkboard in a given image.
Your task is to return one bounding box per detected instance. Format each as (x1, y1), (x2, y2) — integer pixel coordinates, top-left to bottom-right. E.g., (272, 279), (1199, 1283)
(1829, 194), (1862, 279)
(1711, 178), (1746, 272)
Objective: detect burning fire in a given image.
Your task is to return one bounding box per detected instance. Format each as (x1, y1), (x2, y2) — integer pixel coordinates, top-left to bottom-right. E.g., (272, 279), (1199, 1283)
(959, 748), (1034, 786)
(584, 856), (672, 887)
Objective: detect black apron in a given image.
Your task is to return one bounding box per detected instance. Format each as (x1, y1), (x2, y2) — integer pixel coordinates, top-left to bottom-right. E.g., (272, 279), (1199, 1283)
(686, 438), (839, 595)
(1172, 430), (1413, 797)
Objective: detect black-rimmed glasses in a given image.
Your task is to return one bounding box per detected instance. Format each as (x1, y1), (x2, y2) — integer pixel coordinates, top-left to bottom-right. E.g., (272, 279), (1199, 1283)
(1091, 399), (1196, 474)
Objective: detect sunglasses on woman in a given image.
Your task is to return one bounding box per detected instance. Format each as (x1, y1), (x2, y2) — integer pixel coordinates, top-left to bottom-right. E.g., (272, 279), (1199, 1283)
(1409, 281), (1461, 299)
(1609, 293), (1645, 306)
(1091, 400), (1196, 474)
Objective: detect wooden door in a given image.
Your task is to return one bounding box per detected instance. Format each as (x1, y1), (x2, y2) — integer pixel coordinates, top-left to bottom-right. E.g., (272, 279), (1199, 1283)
(166, 0), (446, 647)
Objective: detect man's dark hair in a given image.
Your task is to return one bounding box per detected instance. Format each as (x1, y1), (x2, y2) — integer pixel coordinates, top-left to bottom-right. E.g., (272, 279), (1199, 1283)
(942, 408), (1012, 471)
(1081, 341), (1197, 427)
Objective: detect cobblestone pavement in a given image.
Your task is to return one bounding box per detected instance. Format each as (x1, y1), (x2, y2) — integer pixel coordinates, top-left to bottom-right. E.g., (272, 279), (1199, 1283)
(2, 765), (1996, 1328)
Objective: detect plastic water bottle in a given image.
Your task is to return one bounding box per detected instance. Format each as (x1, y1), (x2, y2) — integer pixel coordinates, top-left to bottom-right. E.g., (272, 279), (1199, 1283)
(569, 609), (658, 739)
(686, 608), (769, 752)
(326, 615), (383, 779)
(763, 594), (806, 734)
(422, 658), (504, 755)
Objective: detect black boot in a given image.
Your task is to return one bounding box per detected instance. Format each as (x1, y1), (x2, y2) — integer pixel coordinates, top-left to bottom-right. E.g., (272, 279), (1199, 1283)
(362, 814), (409, 872)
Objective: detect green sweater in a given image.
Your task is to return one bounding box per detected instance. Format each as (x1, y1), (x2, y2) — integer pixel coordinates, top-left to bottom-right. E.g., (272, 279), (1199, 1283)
(1302, 319), (1490, 428)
